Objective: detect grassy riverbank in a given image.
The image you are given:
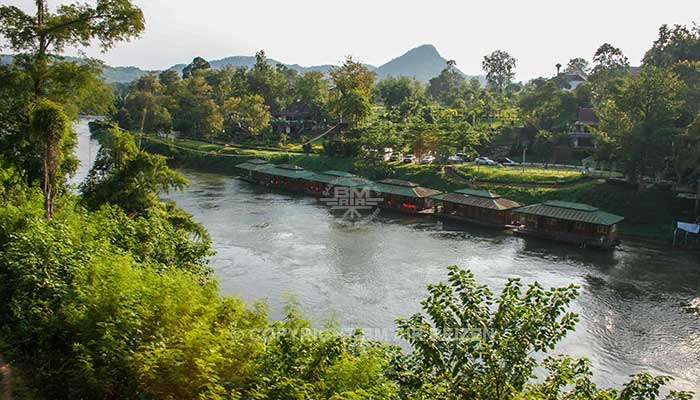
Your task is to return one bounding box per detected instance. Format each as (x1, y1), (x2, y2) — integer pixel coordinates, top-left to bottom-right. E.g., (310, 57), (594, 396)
(143, 136), (687, 242)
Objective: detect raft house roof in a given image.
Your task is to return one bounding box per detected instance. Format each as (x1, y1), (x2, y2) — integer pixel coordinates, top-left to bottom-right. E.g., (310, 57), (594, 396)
(236, 159), (271, 171)
(306, 170), (372, 187)
(513, 201), (624, 226)
(371, 179), (442, 198)
(258, 164), (317, 180)
(430, 188), (521, 211)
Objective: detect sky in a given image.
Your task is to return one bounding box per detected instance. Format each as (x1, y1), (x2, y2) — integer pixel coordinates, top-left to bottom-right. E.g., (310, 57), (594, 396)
(3, 0), (700, 80)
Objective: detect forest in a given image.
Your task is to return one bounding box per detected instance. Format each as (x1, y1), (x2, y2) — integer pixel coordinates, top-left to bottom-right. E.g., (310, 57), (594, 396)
(0, 1), (698, 399)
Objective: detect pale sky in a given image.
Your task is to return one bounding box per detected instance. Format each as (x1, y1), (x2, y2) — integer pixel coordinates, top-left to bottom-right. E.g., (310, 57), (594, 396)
(3, 0), (700, 80)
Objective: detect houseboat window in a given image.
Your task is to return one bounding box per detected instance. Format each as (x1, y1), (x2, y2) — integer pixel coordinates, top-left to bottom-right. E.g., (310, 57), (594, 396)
(547, 218), (557, 225)
(596, 225), (608, 234)
(575, 221), (586, 230)
(527, 215), (537, 223)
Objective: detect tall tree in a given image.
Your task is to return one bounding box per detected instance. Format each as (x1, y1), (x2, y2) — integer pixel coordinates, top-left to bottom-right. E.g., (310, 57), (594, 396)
(0, 0), (145, 218)
(29, 99), (72, 219)
(427, 60), (466, 104)
(482, 50), (517, 92)
(565, 57), (590, 75)
(643, 23), (700, 70)
(590, 43), (630, 102)
(329, 56), (376, 127)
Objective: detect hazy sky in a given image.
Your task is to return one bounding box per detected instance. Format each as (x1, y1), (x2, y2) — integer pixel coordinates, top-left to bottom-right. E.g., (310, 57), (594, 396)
(3, 0), (700, 80)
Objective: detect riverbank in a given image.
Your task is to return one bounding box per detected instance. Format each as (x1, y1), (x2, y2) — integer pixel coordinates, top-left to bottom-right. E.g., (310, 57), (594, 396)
(142, 136), (686, 242)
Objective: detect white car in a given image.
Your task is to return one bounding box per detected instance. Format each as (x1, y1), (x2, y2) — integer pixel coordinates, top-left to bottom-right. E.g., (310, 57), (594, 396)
(419, 155), (436, 164)
(403, 154), (416, 163)
(475, 157), (498, 166)
(447, 156), (464, 165)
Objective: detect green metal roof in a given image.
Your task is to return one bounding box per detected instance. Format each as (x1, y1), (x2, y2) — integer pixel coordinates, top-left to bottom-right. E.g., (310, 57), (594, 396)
(258, 164), (317, 179)
(372, 179), (441, 198)
(430, 191), (520, 210)
(378, 178), (419, 188)
(513, 201), (624, 226)
(306, 172), (372, 188)
(454, 188), (501, 199)
(247, 158), (269, 165)
(323, 170), (357, 178)
(236, 160), (271, 172)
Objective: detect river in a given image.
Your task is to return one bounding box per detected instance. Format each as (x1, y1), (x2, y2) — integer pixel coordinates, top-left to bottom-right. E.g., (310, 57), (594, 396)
(74, 120), (700, 393)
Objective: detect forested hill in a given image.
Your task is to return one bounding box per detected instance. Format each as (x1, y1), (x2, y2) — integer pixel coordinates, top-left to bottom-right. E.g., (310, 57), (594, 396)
(2, 44), (485, 84)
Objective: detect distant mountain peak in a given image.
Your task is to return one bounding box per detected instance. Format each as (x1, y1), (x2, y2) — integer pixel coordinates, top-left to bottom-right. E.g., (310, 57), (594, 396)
(375, 44), (467, 82)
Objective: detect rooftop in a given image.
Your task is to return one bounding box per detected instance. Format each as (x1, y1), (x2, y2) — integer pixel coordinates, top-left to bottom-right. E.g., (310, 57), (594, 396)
(431, 189), (520, 211)
(514, 201), (624, 225)
(372, 179), (441, 198)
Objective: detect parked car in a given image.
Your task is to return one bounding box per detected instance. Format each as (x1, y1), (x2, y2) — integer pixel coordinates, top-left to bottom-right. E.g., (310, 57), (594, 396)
(388, 153), (402, 162)
(475, 157), (498, 166)
(419, 155), (436, 164)
(447, 156), (464, 165)
(403, 154), (416, 163)
(496, 157), (518, 166)
(456, 152), (471, 162)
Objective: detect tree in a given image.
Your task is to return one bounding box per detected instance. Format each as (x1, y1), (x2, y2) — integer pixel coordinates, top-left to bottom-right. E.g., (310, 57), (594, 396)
(595, 66), (684, 181)
(81, 128), (188, 215)
(173, 76), (223, 139)
(482, 50), (517, 92)
(427, 61), (466, 104)
(0, 0), (144, 98)
(377, 76), (425, 110)
(0, 0), (144, 218)
(29, 99), (73, 219)
(329, 56), (376, 127)
(246, 50), (289, 111)
(182, 56), (211, 79)
(566, 57), (590, 75)
(590, 43), (630, 102)
(393, 266), (693, 400)
(222, 94), (271, 137)
(643, 23), (700, 70)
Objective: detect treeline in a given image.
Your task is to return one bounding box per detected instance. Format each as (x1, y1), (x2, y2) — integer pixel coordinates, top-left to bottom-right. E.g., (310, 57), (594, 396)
(116, 24), (700, 188)
(0, 1), (696, 398)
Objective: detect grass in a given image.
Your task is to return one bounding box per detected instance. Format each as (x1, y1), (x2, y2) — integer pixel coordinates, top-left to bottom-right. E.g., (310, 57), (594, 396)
(144, 135), (686, 242)
(453, 164), (587, 185)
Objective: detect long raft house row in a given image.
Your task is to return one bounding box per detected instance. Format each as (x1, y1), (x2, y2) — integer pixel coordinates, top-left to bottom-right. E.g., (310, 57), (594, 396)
(236, 160), (624, 250)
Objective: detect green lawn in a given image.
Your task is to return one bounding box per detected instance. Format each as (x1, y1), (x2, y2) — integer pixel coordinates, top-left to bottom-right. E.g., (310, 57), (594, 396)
(453, 164), (587, 185)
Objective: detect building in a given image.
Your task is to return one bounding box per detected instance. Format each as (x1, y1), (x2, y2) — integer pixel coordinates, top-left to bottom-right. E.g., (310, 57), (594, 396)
(271, 101), (316, 136)
(430, 188), (521, 228)
(255, 164), (317, 192)
(569, 107), (598, 149)
(512, 201), (624, 249)
(370, 179), (441, 214)
(304, 170), (371, 196)
(563, 72), (587, 90)
(235, 159), (271, 183)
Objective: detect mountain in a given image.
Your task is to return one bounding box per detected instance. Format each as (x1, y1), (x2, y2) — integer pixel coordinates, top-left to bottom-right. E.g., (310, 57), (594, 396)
(0, 54), (153, 84)
(375, 44), (457, 82)
(1, 45), (484, 85)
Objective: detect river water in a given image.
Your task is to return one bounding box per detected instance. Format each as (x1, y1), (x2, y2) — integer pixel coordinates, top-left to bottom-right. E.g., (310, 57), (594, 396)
(74, 120), (700, 393)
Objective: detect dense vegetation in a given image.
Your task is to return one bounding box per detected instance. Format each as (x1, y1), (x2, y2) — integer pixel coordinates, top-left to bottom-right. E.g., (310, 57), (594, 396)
(0, 1), (697, 398)
(109, 23), (700, 191)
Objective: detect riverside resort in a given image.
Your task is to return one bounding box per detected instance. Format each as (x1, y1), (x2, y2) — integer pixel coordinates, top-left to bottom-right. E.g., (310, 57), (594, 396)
(0, 0), (699, 399)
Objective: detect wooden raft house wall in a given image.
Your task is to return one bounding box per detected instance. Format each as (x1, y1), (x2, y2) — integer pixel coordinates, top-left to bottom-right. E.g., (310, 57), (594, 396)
(370, 179), (442, 213)
(512, 201), (624, 249)
(430, 188), (521, 228)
